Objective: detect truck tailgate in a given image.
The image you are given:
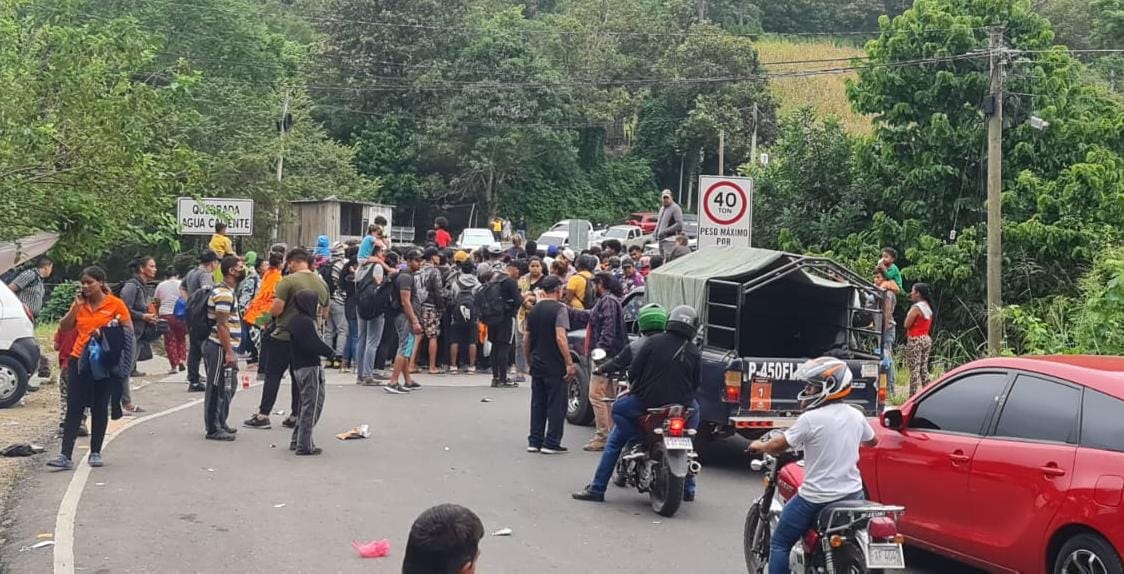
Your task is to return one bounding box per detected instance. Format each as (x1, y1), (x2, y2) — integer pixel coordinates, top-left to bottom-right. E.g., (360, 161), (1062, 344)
(724, 357), (883, 426)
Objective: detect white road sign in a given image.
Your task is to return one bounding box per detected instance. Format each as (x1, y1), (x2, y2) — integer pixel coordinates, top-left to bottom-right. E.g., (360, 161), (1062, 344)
(177, 197), (255, 236)
(697, 175), (753, 249)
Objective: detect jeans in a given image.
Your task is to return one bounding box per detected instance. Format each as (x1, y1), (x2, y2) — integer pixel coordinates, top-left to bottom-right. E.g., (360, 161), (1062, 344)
(589, 395), (700, 495)
(343, 317), (359, 363)
(202, 340), (236, 434)
(355, 315), (385, 379)
(528, 375), (567, 449)
(323, 301), (348, 358)
(187, 332), (204, 387)
(881, 324), (896, 394)
(768, 491), (866, 574)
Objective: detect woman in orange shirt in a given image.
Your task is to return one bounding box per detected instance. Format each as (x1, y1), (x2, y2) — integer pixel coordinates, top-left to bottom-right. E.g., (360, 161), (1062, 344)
(48, 266), (134, 471)
(243, 250), (284, 375)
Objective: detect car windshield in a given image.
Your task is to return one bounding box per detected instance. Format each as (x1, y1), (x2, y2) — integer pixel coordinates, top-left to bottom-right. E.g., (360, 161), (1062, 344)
(460, 230), (493, 246)
(605, 227), (632, 239)
(537, 235), (566, 247)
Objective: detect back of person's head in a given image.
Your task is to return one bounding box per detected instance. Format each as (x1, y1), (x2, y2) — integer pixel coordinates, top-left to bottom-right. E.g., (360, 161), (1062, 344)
(460, 260), (475, 274)
(374, 215), (389, 227)
(215, 222), (227, 234)
(403, 504), (484, 574)
(163, 267), (177, 279)
(268, 250), (285, 269)
(199, 250), (219, 266)
(287, 247), (311, 266)
(220, 255), (240, 277)
(649, 254), (664, 270)
(435, 216), (448, 229)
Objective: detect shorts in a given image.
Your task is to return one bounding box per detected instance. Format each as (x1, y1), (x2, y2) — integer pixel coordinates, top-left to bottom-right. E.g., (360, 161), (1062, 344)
(447, 321), (477, 346)
(421, 305), (442, 338)
(395, 313), (416, 359)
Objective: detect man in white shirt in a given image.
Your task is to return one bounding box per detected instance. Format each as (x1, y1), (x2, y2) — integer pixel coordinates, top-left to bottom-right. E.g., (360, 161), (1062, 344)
(748, 357), (879, 574)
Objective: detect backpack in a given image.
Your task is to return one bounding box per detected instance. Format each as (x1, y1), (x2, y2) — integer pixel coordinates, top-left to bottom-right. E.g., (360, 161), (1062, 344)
(415, 268), (433, 308)
(185, 286), (215, 339)
(580, 272), (597, 309)
(319, 261), (337, 297)
(476, 278), (508, 326)
(451, 282), (478, 326)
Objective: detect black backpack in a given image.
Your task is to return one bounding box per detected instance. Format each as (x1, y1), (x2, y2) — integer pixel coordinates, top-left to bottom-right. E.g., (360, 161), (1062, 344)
(357, 272), (398, 320)
(185, 286), (214, 339)
(451, 283), (478, 326)
(475, 278), (508, 326)
(319, 262), (337, 296)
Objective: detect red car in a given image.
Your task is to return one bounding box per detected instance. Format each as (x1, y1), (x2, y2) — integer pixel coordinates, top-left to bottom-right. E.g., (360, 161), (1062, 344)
(628, 212), (659, 234)
(860, 356), (1124, 574)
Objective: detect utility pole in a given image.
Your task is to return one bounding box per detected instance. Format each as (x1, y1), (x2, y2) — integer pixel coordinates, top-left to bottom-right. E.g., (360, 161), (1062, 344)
(986, 28), (1005, 356)
(272, 88), (291, 242)
(750, 103), (759, 166)
(718, 129), (725, 175)
(677, 153), (685, 205)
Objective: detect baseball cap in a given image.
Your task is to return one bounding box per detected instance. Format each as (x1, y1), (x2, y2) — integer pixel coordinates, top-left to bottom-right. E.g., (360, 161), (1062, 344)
(453, 250), (470, 264)
(486, 243), (503, 256)
(540, 275), (563, 293)
(562, 248), (575, 261)
(405, 249), (424, 261)
(661, 190), (673, 199)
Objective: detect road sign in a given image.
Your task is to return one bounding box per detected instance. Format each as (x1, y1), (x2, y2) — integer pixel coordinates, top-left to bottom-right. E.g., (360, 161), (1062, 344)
(697, 175), (753, 249)
(177, 197), (255, 236)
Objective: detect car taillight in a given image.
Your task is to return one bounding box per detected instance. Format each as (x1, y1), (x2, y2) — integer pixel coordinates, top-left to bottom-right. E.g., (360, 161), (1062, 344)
(868, 516), (898, 541)
(668, 417), (685, 437)
(725, 370), (741, 403)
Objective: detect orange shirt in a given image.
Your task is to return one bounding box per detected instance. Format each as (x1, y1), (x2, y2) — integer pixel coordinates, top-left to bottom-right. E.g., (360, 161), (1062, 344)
(243, 268), (281, 326)
(70, 295), (131, 358)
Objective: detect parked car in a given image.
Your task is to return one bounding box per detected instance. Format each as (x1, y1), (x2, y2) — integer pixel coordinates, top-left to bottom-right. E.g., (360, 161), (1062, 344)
(861, 355), (1124, 574)
(0, 280), (41, 408)
(682, 213), (698, 239)
(535, 231), (569, 255)
(628, 212), (659, 234)
(594, 225), (650, 250)
(456, 228), (496, 251)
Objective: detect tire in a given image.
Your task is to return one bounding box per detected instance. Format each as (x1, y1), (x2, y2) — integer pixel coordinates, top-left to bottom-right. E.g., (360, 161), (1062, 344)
(0, 355), (29, 409)
(566, 360), (593, 426)
(833, 542), (869, 574)
(1054, 533), (1124, 574)
(743, 501), (771, 574)
(649, 444), (684, 517)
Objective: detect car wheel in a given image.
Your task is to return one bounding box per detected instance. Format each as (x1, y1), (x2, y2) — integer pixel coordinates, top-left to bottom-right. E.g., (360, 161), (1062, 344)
(0, 355), (30, 409)
(1055, 533), (1124, 574)
(566, 360), (594, 426)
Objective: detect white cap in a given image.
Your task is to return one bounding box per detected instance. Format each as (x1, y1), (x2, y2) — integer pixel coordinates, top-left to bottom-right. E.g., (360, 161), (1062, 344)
(562, 248), (575, 261)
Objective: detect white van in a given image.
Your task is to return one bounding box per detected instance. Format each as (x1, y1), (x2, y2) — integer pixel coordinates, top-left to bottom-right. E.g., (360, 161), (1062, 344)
(0, 280), (41, 408)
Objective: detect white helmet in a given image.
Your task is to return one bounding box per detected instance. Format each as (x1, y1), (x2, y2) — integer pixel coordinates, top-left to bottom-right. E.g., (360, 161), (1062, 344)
(794, 357), (853, 410)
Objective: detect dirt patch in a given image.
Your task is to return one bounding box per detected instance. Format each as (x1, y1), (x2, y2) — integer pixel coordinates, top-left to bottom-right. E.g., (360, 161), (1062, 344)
(0, 380), (59, 544)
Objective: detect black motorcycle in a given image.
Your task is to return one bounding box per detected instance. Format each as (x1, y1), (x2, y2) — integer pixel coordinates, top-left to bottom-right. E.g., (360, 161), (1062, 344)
(591, 348), (701, 518)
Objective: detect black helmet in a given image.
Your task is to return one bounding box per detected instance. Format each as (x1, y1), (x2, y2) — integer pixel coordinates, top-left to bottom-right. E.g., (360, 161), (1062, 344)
(666, 305), (699, 338)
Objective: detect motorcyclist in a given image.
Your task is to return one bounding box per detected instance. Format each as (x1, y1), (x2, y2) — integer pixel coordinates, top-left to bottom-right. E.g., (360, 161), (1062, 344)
(572, 304), (702, 503)
(747, 357), (879, 574)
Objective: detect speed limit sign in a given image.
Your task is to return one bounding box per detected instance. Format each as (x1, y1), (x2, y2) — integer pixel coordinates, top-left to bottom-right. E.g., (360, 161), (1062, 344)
(698, 175), (753, 249)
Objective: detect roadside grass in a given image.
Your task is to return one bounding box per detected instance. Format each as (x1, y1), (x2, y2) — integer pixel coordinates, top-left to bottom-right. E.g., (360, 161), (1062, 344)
(756, 38), (872, 134)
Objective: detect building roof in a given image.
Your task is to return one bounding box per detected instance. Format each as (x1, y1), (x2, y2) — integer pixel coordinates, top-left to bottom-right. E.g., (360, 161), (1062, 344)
(290, 195), (394, 208)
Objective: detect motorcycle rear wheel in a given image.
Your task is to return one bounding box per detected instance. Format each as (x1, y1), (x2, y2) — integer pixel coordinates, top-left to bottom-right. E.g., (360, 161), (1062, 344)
(834, 542), (871, 574)
(743, 502), (770, 574)
(649, 445), (684, 517)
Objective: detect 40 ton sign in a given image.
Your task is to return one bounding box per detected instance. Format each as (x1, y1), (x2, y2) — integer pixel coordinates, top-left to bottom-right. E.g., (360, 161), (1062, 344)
(698, 176), (753, 249)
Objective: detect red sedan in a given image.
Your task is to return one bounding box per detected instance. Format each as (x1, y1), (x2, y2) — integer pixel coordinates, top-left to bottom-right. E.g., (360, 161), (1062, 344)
(860, 356), (1124, 574)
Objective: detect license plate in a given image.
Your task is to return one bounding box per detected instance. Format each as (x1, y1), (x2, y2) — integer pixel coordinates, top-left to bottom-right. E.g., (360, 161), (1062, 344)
(866, 543), (905, 569)
(663, 437), (693, 450)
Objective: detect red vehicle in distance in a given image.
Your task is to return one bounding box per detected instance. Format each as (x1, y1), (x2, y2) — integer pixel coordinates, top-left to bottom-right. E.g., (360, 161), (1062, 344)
(627, 212), (659, 234)
(860, 355), (1124, 574)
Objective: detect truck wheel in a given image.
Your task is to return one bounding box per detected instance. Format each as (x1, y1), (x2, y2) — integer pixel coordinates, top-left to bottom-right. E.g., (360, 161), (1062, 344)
(566, 361), (594, 426)
(0, 355), (29, 409)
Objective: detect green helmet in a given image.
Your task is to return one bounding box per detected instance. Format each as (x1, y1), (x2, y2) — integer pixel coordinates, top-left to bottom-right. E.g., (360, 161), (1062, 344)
(636, 303), (669, 334)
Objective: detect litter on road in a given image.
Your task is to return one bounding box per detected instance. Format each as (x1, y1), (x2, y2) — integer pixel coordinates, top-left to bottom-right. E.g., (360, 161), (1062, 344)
(1, 443), (45, 457)
(273, 504), (286, 508)
(336, 424), (370, 440)
(480, 397), (494, 403)
(492, 528), (513, 537)
(352, 539), (390, 558)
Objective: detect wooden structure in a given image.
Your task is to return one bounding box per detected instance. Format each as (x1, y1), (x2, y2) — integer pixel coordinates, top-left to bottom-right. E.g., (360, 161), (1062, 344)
(281, 196), (395, 248)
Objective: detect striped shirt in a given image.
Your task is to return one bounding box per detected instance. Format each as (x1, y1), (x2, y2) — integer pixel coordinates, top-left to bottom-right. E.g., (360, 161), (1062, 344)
(10, 269), (45, 316)
(207, 285), (242, 347)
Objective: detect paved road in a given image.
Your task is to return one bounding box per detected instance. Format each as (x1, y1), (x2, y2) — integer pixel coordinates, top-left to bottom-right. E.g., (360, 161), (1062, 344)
(3, 367), (981, 573)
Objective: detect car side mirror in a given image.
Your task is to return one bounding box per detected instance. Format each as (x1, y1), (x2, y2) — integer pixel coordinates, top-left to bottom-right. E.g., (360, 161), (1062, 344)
(881, 409), (904, 430)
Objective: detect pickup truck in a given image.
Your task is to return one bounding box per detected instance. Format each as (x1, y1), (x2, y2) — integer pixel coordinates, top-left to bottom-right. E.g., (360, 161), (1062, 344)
(566, 247), (888, 440)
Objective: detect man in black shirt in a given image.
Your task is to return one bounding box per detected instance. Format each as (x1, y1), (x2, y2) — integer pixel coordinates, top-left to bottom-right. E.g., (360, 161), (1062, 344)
(573, 305), (702, 502)
(385, 250), (424, 394)
(523, 276), (575, 454)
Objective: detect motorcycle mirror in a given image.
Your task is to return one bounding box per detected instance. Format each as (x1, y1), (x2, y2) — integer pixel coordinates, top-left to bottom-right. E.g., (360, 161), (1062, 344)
(881, 409), (904, 430)
(591, 348), (608, 362)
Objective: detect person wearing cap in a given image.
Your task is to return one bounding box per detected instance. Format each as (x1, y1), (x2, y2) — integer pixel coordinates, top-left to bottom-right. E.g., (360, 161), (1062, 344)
(181, 250), (220, 392)
(410, 247), (446, 376)
(638, 256), (652, 278)
(385, 249), (425, 394)
(621, 258), (645, 294)
(524, 275), (574, 454)
(481, 257), (522, 388)
(477, 243), (504, 279)
(654, 189), (684, 260)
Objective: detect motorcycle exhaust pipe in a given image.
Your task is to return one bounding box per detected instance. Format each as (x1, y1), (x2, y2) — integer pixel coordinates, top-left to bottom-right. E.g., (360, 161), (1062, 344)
(688, 460), (702, 474)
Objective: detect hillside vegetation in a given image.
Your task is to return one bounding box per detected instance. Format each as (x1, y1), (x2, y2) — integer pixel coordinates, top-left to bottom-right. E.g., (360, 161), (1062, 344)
(757, 39), (872, 134)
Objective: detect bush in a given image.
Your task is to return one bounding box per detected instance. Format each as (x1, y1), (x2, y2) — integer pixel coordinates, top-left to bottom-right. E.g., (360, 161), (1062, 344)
(39, 282), (78, 323)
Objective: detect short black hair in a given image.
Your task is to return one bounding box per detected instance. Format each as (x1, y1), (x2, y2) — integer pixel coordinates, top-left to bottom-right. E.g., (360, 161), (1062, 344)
(402, 504), (484, 574)
(367, 223), (379, 234)
(35, 256), (52, 269)
(286, 247), (310, 265)
(423, 246), (440, 260)
(221, 255), (240, 276)
(426, 229), (437, 240)
(163, 266), (177, 279)
(215, 221), (227, 233)
(374, 215), (389, 226)
(199, 250), (219, 264)
(435, 216), (448, 229)
(406, 249), (424, 262)
(882, 247), (898, 261)
(628, 244), (642, 254)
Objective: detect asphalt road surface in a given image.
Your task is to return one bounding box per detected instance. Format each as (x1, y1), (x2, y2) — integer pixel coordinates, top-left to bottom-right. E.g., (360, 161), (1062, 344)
(2, 367), (983, 573)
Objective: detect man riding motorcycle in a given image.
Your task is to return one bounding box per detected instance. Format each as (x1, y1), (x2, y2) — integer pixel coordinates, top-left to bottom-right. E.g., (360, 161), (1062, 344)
(747, 357), (880, 574)
(572, 304), (702, 503)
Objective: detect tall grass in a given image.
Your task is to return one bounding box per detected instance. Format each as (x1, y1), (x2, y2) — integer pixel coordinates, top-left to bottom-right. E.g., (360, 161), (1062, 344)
(756, 39), (873, 134)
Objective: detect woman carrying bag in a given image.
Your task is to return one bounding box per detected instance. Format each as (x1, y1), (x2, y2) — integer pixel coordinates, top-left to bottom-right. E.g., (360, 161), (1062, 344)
(48, 266), (135, 470)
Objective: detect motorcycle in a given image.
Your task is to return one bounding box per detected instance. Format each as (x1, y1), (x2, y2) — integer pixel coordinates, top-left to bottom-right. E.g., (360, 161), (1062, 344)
(590, 348), (701, 518)
(743, 430), (905, 573)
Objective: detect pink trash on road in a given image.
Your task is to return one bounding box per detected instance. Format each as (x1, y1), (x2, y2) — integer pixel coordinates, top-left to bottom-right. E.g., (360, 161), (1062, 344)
(351, 539), (391, 558)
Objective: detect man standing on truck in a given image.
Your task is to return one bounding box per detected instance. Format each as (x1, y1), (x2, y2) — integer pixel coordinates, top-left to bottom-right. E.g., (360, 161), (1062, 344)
(654, 190), (684, 260)
(572, 305), (702, 503)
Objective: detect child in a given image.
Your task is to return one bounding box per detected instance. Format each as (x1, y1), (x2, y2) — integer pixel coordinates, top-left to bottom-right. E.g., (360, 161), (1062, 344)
(880, 247), (904, 293)
(53, 325), (87, 437)
(287, 289), (335, 455)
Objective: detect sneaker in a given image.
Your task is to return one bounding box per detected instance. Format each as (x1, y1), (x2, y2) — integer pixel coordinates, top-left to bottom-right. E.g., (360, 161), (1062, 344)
(295, 447), (323, 456)
(384, 384), (410, 395)
(77, 423), (89, 437)
(373, 369), (393, 379)
(88, 452), (104, 467)
(281, 416), (297, 428)
(541, 446), (569, 455)
(187, 384), (205, 393)
(583, 441), (606, 452)
(243, 416), (271, 430)
(513, 374), (528, 384)
(526, 446), (541, 453)
(206, 431), (236, 441)
(490, 379), (500, 388)
(46, 454), (73, 470)
(222, 425), (238, 434)
(571, 486), (605, 502)
(404, 381), (422, 391)
(130, 370), (146, 378)
(502, 381), (519, 388)
(358, 377), (384, 387)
